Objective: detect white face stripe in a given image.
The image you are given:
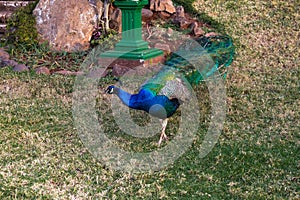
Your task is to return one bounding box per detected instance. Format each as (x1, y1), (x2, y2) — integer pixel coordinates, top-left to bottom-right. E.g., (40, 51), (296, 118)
(110, 87), (114, 93)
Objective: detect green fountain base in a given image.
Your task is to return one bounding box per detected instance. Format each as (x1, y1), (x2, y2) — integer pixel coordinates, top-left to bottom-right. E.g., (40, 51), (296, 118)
(99, 0), (163, 60)
(100, 48), (163, 60)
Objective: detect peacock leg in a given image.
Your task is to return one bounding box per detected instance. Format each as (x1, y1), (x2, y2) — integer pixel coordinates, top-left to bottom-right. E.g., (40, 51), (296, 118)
(158, 118), (168, 146)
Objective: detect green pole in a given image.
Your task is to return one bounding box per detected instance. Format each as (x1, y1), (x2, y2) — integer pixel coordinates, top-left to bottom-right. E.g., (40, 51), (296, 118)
(100, 0), (163, 60)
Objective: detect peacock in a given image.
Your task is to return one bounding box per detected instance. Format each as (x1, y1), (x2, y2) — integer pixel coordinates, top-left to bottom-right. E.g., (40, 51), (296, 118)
(105, 35), (235, 145)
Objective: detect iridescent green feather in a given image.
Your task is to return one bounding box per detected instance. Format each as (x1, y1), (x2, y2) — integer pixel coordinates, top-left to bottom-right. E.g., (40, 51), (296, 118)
(141, 35), (235, 97)
(141, 66), (179, 96)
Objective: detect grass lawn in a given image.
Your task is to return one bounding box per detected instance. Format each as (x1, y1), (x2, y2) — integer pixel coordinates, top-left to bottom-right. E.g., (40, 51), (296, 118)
(0, 0), (299, 199)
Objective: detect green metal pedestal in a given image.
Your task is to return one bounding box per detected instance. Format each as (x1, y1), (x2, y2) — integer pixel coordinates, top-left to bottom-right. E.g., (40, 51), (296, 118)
(100, 0), (163, 60)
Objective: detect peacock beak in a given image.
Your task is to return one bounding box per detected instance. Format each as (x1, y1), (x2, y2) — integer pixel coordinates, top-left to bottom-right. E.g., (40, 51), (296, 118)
(104, 87), (110, 94)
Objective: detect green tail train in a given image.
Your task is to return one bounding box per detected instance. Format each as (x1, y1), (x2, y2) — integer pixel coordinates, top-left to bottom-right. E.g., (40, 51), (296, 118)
(141, 35), (235, 96)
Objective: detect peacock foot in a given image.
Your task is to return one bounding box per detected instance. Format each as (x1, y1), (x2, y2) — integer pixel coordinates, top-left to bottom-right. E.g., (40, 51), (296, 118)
(158, 131), (168, 146)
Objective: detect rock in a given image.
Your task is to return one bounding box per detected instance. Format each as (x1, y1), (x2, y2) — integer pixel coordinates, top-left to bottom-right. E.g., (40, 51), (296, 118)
(156, 1), (165, 11)
(112, 64), (131, 77)
(150, 0), (155, 10)
(54, 70), (84, 76)
(154, 43), (171, 53)
(158, 11), (171, 19)
(0, 61), (6, 68)
(1, 59), (18, 67)
(193, 27), (205, 36)
(109, 20), (120, 33)
(0, 58), (7, 68)
(205, 32), (219, 37)
(145, 55), (166, 66)
(33, 0), (103, 52)
(173, 17), (192, 29)
(142, 8), (153, 22)
(13, 64), (29, 72)
(0, 48), (10, 60)
(175, 6), (185, 18)
(35, 66), (51, 75)
(0, 49), (18, 68)
(164, 0), (176, 14)
(5, 60), (18, 67)
(193, 28), (205, 37)
(190, 22), (205, 36)
(110, 8), (122, 32)
(150, 0), (176, 14)
(172, 5), (191, 29)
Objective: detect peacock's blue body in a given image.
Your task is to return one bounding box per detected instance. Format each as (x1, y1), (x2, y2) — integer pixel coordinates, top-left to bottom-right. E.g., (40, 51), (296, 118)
(105, 35), (235, 144)
(106, 86), (181, 119)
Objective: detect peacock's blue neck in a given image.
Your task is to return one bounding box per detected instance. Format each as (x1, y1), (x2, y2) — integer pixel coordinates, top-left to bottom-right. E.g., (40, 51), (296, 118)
(114, 87), (153, 109)
(113, 87), (132, 107)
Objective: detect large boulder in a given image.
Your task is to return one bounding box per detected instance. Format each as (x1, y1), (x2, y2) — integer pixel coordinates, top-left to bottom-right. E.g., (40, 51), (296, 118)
(33, 0), (103, 52)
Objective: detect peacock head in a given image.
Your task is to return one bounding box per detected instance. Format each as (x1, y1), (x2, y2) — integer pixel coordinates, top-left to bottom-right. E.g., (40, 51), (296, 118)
(105, 85), (116, 94)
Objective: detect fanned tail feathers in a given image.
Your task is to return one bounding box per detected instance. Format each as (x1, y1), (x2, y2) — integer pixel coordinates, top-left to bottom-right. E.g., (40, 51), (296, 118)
(165, 35), (235, 85)
(141, 35), (235, 99)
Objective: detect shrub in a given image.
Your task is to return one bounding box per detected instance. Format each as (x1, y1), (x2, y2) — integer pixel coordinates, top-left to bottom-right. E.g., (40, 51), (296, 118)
(5, 1), (39, 48)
